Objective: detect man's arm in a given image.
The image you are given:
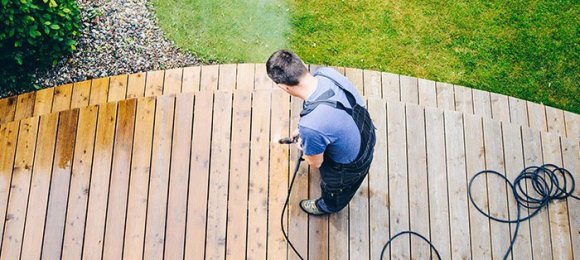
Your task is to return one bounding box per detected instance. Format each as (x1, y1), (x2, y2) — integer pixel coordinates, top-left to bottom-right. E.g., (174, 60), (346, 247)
(304, 152), (324, 169)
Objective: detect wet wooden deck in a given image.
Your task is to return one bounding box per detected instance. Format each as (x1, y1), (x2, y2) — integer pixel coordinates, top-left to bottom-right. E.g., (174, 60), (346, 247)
(0, 64), (578, 259)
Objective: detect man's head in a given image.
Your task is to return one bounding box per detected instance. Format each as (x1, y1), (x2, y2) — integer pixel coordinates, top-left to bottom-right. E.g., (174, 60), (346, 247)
(266, 50), (308, 89)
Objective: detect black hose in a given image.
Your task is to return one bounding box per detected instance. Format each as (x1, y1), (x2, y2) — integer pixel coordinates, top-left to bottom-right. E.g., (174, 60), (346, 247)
(281, 146), (577, 260)
(467, 164), (578, 260)
(281, 150), (305, 260)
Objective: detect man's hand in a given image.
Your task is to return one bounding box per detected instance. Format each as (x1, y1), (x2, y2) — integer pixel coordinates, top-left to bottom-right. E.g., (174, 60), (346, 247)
(291, 128), (300, 141)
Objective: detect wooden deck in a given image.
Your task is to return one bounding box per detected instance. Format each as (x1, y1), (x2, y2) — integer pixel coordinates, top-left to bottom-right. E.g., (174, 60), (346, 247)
(0, 64), (578, 259)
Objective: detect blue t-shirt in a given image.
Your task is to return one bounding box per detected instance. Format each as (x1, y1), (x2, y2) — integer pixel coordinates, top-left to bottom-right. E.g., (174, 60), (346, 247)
(299, 67), (365, 164)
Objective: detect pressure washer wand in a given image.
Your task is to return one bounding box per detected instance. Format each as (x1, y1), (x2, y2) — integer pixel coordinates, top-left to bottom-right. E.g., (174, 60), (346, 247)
(279, 136), (305, 260)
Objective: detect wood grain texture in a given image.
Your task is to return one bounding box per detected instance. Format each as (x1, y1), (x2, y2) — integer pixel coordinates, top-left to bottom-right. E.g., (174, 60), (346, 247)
(0, 117), (39, 260)
(200, 65), (219, 91)
(103, 99), (137, 260)
(185, 91), (214, 259)
(42, 109), (79, 259)
(89, 78), (109, 106)
(400, 75), (418, 104)
(226, 90), (252, 259)
(71, 80), (91, 109)
(123, 97), (156, 260)
(144, 95), (175, 260)
(165, 94), (194, 260)
(62, 105), (98, 260)
(83, 102), (117, 260)
(436, 82), (454, 111)
(182, 66), (201, 93)
(127, 72), (146, 98)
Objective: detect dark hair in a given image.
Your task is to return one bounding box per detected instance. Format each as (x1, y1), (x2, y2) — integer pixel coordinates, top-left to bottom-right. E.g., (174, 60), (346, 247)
(266, 50), (308, 86)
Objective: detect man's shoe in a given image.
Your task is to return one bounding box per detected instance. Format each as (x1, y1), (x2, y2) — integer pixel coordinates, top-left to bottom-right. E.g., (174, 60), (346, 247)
(299, 199), (328, 216)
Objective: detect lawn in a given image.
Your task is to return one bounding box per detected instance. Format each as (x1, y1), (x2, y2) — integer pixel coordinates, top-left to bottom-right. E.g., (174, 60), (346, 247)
(152, 0), (579, 113)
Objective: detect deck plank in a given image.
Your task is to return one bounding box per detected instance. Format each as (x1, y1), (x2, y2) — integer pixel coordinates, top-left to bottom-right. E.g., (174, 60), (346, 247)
(163, 68), (183, 95)
(226, 90), (252, 259)
(14, 92), (35, 121)
(418, 78), (436, 107)
(0, 122), (19, 248)
(527, 102), (548, 132)
(254, 64), (273, 90)
(563, 111), (579, 139)
(71, 80), (91, 109)
(19, 113), (58, 260)
(346, 68), (364, 96)
(185, 91), (214, 259)
(472, 88), (492, 118)
(424, 107), (451, 259)
(483, 119), (512, 260)
(236, 64), (255, 91)
(288, 96), (309, 260)
(348, 91), (373, 260)
(382, 72), (399, 101)
(205, 91), (233, 260)
(182, 66), (201, 93)
(62, 105), (98, 260)
(406, 104), (431, 259)
(219, 64), (237, 90)
(246, 89), (272, 259)
(165, 94), (194, 260)
(521, 127), (553, 259)
(444, 111), (471, 259)
(82, 102), (117, 260)
(103, 99), (137, 259)
(267, 89), (290, 260)
(387, 101), (409, 259)
(0, 97), (17, 124)
(561, 138), (579, 259)
(454, 85), (473, 115)
(463, 114), (492, 259)
(490, 93), (510, 123)
(541, 132), (573, 260)
(52, 83), (73, 112)
(108, 75), (128, 102)
(145, 70), (165, 97)
(144, 95), (175, 260)
(89, 78), (109, 106)
(0, 117), (39, 260)
(308, 166), (329, 260)
(127, 72), (146, 98)
(42, 109), (79, 259)
(400, 76), (418, 104)
(33, 88), (55, 116)
(368, 99), (388, 260)
(502, 123), (533, 259)
(508, 97), (529, 127)
(364, 70), (382, 98)
(200, 65), (219, 91)
(436, 82), (454, 111)
(545, 106), (566, 136)
(123, 97), (156, 260)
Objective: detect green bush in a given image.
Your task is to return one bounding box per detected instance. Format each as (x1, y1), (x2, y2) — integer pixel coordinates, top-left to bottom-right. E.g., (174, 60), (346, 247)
(0, 0), (81, 96)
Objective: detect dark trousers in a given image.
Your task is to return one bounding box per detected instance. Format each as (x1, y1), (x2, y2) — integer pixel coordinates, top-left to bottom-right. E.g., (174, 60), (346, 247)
(315, 162), (370, 213)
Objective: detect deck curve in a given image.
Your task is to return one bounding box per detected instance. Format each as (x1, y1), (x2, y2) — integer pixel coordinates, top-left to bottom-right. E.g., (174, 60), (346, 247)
(0, 64), (578, 259)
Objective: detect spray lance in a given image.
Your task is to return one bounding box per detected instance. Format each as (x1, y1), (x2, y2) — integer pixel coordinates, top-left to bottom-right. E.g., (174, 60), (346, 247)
(278, 135), (307, 259)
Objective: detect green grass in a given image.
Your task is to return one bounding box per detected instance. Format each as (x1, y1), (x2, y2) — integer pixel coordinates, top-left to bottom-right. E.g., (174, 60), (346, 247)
(152, 0), (579, 113)
(151, 0), (291, 62)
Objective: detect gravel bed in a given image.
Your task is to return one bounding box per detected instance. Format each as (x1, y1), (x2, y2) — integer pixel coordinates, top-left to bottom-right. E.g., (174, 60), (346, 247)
(32, 0), (199, 88)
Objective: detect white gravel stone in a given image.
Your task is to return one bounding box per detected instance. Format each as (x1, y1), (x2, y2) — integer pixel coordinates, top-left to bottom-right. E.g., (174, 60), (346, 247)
(33, 0), (200, 88)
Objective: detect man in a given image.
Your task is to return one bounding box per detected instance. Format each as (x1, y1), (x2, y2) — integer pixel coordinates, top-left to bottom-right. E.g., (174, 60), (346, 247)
(266, 50), (376, 215)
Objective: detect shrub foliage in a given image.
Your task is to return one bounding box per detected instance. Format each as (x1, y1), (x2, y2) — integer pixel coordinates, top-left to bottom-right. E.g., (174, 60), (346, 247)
(0, 0), (80, 96)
